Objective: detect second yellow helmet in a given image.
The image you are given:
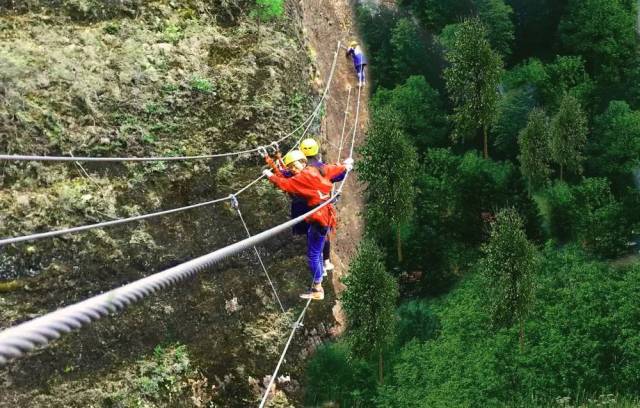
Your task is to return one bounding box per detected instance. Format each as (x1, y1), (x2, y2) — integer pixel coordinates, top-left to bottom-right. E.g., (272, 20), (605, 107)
(283, 150), (307, 166)
(300, 138), (319, 157)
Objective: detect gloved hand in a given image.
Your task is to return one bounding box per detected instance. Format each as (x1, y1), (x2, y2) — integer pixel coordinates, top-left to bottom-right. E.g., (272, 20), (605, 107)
(343, 157), (354, 171)
(262, 169), (274, 178)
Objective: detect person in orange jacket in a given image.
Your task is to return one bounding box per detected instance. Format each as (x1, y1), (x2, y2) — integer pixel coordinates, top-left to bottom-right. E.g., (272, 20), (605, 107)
(263, 150), (353, 300)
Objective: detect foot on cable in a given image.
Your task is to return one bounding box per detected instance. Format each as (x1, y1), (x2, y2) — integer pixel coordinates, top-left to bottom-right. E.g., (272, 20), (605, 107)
(300, 286), (324, 300)
(323, 268), (328, 277)
(324, 259), (335, 272)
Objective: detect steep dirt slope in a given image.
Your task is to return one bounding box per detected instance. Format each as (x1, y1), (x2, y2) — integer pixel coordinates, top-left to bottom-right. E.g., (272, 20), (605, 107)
(300, 0), (369, 331)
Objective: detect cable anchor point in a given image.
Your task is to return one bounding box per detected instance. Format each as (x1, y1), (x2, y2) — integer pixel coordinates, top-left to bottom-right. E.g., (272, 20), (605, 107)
(229, 194), (239, 210)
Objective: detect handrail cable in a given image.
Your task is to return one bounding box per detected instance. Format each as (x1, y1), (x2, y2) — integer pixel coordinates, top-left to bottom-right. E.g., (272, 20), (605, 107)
(0, 42), (342, 248)
(258, 80), (364, 408)
(0, 42), (342, 163)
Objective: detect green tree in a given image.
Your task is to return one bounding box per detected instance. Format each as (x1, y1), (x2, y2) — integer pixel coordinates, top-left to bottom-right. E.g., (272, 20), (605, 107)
(481, 208), (537, 350)
(517, 108), (551, 191)
(559, 0), (636, 80)
(571, 178), (630, 258)
(390, 18), (429, 85)
(476, 0), (515, 57)
(251, 0), (284, 41)
(444, 18), (503, 158)
(492, 86), (536, 160)
(371, 76), (448, 151)
(398, 0), (473, 32)
(587, 100), (640, 192)
(549, 93), (588, 181)
(342, 239), (399, 384)
(359, 106), (418, 263)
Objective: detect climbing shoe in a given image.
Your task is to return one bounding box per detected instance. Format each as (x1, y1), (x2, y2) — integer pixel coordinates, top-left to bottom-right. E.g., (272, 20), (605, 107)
(300, 287), (324, 300)
(324, 260), (335, 272)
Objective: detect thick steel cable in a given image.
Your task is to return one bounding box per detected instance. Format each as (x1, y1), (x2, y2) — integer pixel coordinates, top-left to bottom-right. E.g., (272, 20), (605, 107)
(0, 44), (341, 163)
(258, 81), (363, 408)
(230, 194), (285, 314)
(0, 175), (350, 365)
(258, 298), (311, 408)
(0, 42), (342, 247)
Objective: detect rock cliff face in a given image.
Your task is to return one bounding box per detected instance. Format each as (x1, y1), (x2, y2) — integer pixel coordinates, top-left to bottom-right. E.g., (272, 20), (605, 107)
(0, 1), (340, 406)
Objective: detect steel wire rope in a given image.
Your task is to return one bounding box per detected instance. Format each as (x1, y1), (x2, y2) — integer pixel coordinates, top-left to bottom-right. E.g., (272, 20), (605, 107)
(332, 86), (352, 196)
(230, 194), (286, 314)
(0, 43), (342, 163)
(258, 298), (311, 408)
(258, 81), (364, 408)
(0, 43), (343, 248)
(0, 173), (351, 365)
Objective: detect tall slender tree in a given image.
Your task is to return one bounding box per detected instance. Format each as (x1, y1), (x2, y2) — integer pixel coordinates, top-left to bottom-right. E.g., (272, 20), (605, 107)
(518, 108), (551, 191)
(342, 238), (399, 384)
(358, 106), (418, 264)
(444, 18), (503, 159)
(481, 208), (537, 351)
(549, 93), (588, 181)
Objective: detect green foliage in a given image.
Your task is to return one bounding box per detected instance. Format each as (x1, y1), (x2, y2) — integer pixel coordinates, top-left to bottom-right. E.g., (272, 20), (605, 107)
(376, 247), (640, 406)
(371, 76), (448, 151)
(507, 0), (568, 61)
(355, 6), (399, 90)
(304, 342), (376, 407)
(342, 239), (399, 381)
(544, 179), (631, 257)
(492, 86), (536, 160)
(189, 76), (213, 93)
(518, 107), (551, 191)
(475, 0), (515, 57)
(587, 100), (640, 191)
(549, 93), (588, 180)
(560, 0), (637, 81)
(399, 0), (473, 33)
(389, 18), (430, 85)
(406, 149), (542, 293)
(444, 18), (503, 158)
(480, 208), (537, 335)
(251, 0), (285, 22)
(358, 106), (418, 260)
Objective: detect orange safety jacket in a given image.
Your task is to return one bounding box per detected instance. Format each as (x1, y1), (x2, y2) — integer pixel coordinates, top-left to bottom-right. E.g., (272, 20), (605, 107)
(266, 164), (346, 228)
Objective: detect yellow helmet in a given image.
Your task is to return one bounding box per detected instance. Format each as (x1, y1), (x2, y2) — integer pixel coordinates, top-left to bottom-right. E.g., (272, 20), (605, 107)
(350, 41), (358, 48)
(300, 138), (319, 157)
(283, 150), (307, 166)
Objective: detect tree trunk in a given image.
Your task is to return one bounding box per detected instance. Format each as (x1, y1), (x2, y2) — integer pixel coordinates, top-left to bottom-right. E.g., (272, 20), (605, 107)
(519, 319), (525, 352)
(396, 227), (403, 264)
(483, 125), (489, 159)
(378, 351), (384, 384)
(559, 163), (564, 182)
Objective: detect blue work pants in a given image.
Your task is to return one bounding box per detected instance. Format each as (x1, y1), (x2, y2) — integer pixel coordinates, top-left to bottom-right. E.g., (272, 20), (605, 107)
(307, 223), (329, 284)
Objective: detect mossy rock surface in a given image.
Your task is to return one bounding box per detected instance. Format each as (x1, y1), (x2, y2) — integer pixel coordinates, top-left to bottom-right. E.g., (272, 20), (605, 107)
(0, 2), (331, 406)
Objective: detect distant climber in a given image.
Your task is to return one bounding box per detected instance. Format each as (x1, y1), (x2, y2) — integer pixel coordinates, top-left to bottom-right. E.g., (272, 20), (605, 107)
(263, 149), (353, 300)
(345, 41), (367, 87)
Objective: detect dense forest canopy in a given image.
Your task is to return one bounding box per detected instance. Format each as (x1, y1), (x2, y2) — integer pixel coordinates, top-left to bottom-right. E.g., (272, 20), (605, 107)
(307, 1), (640, 406)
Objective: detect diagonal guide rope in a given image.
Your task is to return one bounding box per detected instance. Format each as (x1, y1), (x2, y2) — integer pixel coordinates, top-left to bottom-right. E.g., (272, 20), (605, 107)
(259, 79), (364, 408)
(0, 42), (342, 248)
(0, 41), (341, 163)
(258, 298), (311, 408)
(230, 194), (285, 314)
